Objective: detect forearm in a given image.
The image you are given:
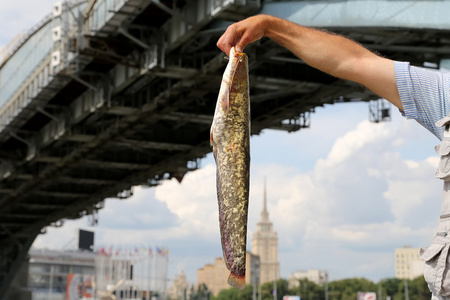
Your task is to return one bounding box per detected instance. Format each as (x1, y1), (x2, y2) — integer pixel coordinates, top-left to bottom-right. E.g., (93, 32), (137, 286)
(264, 16), (372, 82)
(263, 16), (401, 109)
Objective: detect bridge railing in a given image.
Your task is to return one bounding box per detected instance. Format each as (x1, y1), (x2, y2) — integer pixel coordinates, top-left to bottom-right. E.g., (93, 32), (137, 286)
(83, 0), (127, 35)
(0, 2), (87, 136)
(0, 18), (56, 109)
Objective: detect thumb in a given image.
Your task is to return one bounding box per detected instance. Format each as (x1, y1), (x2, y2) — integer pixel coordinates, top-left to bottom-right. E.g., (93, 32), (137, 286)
(235, 42), (245, 53)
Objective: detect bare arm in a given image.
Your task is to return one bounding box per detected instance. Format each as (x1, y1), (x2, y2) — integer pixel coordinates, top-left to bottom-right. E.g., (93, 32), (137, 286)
(217, 15), (403, 110)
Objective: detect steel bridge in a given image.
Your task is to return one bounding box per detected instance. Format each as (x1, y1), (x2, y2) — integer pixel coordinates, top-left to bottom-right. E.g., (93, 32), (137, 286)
(1, 0), (450, 297)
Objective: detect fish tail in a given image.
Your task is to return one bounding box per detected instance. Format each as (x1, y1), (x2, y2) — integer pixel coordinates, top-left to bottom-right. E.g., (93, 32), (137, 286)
(227, 272), (245, 290)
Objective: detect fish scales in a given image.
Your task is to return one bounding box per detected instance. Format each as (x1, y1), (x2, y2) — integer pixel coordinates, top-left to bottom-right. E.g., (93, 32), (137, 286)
(210, 47), (250, 290)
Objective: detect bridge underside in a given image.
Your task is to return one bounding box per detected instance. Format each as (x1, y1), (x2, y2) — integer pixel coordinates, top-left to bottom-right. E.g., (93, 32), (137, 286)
(1, 0), (450, 297)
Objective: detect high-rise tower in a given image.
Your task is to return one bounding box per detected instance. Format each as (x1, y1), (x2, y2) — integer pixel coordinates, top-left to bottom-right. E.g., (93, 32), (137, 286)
(251, 179), (280, 284)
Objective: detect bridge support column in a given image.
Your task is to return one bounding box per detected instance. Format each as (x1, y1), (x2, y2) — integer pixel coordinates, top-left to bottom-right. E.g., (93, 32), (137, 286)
(0, 232), (38, 300)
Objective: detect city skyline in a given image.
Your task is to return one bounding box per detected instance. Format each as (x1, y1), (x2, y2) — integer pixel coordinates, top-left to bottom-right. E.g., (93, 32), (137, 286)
(0, 0), (443, 287)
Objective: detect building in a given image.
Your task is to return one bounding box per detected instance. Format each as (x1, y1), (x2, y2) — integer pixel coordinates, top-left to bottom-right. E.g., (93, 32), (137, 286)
(395, 246), (424, 279)
(28, 248), (95, 300)
(197, 252), (260, 295)
(197, 257), (230, 296)
(168, 270), (189, 300)
(288, 269), (328, 289)
(28, 245), (166, 300)
(251, 181), (280, 284)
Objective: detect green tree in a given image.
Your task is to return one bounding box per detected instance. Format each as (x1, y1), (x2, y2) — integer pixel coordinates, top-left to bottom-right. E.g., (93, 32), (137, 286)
(387, 277), (431, 300)
(378, 277), (403, 300)
(212, 287), (239, 300)
(211, 276), (432, 300)
(412, 276), (431, 300)
(212, 284), (252, 300)
(260, 279), (290, 300)
(290, 278), (324, 300)
(190, 283), (211, 300)
(328, 278), (377, 300)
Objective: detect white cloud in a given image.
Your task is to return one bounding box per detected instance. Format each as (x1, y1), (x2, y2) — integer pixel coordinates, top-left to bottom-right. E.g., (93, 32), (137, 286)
(155, 164), (220, 239)
(324, 120), (391, 165)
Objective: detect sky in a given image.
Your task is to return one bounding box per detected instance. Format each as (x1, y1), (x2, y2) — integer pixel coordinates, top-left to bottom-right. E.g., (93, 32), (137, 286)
(0, 0), (445, 288)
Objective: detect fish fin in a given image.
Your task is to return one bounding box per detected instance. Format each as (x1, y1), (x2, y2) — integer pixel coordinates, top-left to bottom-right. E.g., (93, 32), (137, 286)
(228, 273), (245, 290)
(222, 249), (231, 271)
(217, 181), (231, 272)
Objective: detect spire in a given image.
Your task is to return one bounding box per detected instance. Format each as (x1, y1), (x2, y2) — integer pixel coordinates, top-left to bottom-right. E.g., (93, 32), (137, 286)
(260, 177), (269, 222)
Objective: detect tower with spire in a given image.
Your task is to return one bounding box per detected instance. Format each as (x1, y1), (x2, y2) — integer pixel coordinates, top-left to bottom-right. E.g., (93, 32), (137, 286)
(251, 179), (280, 284)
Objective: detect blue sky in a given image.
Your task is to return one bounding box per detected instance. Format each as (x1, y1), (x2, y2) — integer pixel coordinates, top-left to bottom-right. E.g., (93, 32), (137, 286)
(1, 0), (444, 287)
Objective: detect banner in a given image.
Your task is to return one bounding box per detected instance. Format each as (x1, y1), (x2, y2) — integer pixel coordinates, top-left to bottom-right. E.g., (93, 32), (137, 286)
(357, 292), (376, 300)
(66, 274), (93, 300)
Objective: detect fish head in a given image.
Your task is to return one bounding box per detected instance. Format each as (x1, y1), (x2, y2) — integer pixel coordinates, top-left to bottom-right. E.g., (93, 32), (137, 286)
(222, 47), (248, 111)
(210, 47), (249, 149)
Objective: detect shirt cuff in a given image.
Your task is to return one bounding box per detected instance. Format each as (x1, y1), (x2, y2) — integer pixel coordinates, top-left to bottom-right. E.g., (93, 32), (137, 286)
(394, 61), (418, 119)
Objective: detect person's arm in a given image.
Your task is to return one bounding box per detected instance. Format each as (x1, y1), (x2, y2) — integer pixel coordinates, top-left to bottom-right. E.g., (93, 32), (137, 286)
(217, 15), (403, 111)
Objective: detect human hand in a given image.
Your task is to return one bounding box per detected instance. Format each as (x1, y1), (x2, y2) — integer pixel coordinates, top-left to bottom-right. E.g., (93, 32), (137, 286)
(216, 15), (271, 55)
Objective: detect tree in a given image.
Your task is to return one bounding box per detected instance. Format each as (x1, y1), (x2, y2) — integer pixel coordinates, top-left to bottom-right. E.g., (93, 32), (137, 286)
(328, 278), (377, 300)
(212, 284), (252, 300)
(190, 283), (211, 300)
(290, 278), (324, 300)
(260, 279), (290, 300)
(412, 276), (431, 300)
(211, 276), (432, 300)
(212, 287), (238, 300)
(378, 277), (403, 300)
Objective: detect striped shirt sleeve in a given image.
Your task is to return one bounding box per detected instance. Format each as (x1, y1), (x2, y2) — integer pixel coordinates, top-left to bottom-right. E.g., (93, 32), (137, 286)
(395, 61), (450, 141)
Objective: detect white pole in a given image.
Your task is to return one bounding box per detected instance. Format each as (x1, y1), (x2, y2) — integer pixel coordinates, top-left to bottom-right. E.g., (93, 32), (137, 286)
(147, 248), (152, 300)
(404, 280), (409, 300)
(48, 265), (54, 300)
(258, 278), (261, 300)
(163, 250), (169, 300)
(273, 265), (277, 300)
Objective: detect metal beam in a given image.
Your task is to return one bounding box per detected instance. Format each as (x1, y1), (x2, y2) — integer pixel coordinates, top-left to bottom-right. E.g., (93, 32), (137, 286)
(33, 191), (89, 198)
(64, 134), (96, 142)
(0, 214), (39, 220)
(161, 112), (213, 124)
(150, 0), (194, 26)
(118, 27), (151, 49)
(81, 159), (150, 170)
(55, 176), (116, 185)
(16, 203), (64, 209)
(34, 156), (63, 163)
(111, 139), (193, 151)
(69, 75), (98, 91)
(106, 106), (140, 116)
(152, 66), (199, 79)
